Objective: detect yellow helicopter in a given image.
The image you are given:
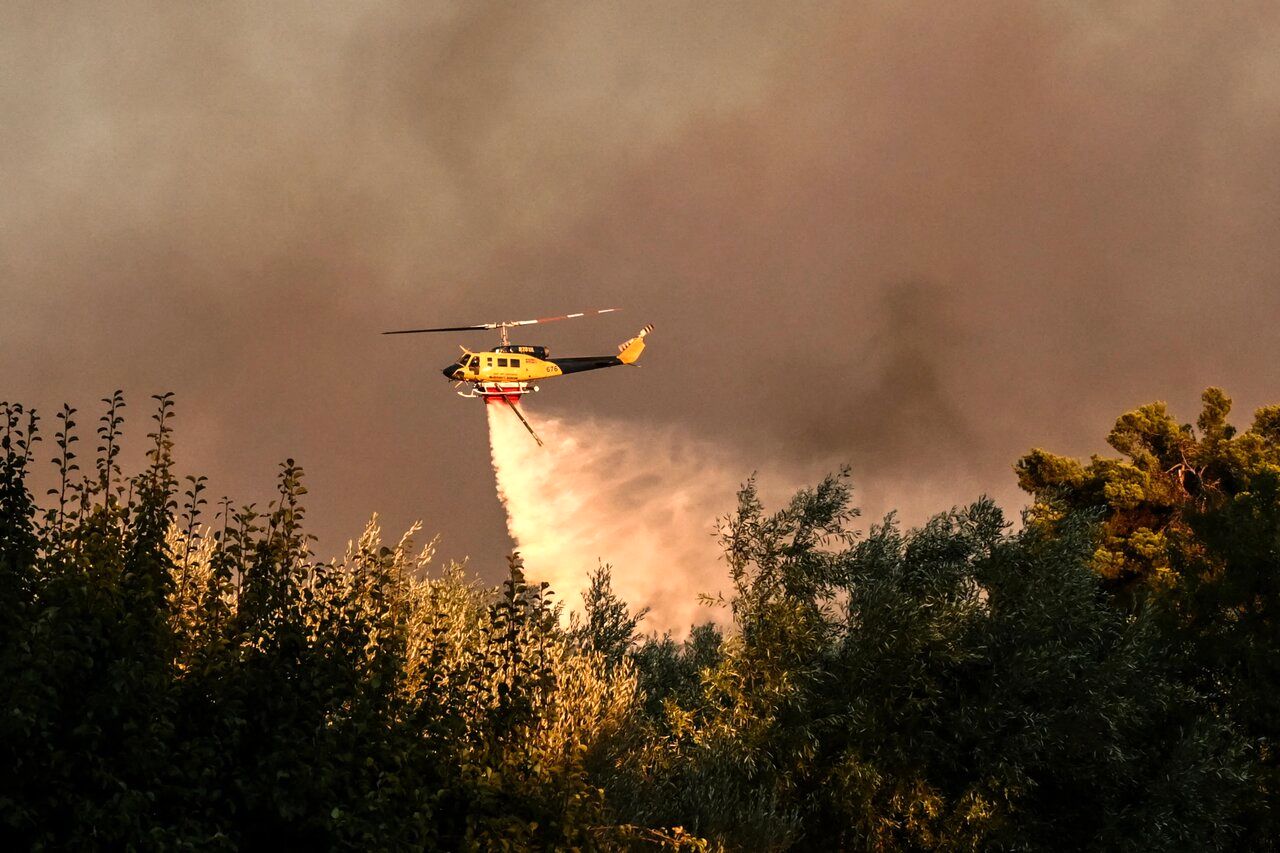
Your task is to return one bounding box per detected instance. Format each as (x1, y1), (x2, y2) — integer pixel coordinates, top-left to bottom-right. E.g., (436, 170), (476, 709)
(383, 308), (653, 445)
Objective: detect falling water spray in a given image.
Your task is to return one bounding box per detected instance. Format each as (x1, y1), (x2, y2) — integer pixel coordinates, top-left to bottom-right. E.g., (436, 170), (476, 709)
(485, 403), (806, 635)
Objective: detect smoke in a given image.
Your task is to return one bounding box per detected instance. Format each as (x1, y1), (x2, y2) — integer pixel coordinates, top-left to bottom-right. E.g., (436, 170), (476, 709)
(6, 1), (1280, 572)
(486, 401), (810, 635)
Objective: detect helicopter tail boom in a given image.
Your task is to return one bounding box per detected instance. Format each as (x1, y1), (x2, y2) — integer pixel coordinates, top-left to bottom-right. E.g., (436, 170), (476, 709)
(546, 324), (654, 375)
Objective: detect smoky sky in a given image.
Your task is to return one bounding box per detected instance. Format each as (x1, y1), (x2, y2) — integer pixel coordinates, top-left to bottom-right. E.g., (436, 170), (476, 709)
(4, 1), (1280, 579)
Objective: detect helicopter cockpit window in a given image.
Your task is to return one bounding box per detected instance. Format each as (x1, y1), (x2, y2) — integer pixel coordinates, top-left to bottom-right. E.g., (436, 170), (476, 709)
(468, 356), (479, 370)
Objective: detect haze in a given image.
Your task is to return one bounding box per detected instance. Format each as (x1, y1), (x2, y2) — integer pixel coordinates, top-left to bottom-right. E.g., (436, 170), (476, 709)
(4, 1), (1280, 608)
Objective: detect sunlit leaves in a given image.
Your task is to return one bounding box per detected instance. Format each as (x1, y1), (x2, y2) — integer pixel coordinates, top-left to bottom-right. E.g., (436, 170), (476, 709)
(0, 388), (1271, 850)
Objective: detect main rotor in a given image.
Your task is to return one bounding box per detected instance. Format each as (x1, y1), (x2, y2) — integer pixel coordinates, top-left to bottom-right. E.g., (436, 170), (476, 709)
(382, 308), (619, 346)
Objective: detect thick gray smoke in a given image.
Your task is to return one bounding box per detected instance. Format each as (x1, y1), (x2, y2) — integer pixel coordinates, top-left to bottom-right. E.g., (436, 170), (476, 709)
(4, 2), (1280, 585)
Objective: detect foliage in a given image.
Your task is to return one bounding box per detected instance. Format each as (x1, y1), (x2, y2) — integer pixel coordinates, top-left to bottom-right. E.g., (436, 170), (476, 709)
(0, 390), (1274, 850)
(631, 623), (723, 725)
(1016, 387), (1280, 600)
(0, 395), (653, 849)
(571, 562), (650, 667)
(615, 474), (1250, 851)
(1017, 388), (1280, 848)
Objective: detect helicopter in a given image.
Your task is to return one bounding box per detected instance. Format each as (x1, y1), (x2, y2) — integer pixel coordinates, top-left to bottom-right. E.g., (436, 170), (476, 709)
(382, 308), (653, 446)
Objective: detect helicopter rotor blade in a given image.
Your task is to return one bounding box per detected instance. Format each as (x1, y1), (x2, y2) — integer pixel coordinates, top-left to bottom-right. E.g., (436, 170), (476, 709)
(506, 308), (619, 328)
(381, 323), (496, 335)
(382, 308), (618, 336)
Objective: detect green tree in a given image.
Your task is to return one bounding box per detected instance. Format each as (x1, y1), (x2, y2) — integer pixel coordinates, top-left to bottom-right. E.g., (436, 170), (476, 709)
(571, 562), (648, 666)
(624, 473), (1249, 850)
(0, 395), (184, 847)
(0, 394), (683, 849)
(631, 623), (723, 724)
(1016, 387), (1280, 600)
(1016, 388), (1280, 846)
(3, 387), (1267, 850)
(1176, 472), (1280, 848)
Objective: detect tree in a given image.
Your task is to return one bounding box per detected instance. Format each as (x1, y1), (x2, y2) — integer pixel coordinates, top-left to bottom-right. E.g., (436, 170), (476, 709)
(0, 394), (684, 849)
(570, 562), (648, 667)
(1016, 387), (1280, 601)
(624, 472), (1250, 850)
(1, 387), (1267, 849)
(1015, 387), (1280, 848)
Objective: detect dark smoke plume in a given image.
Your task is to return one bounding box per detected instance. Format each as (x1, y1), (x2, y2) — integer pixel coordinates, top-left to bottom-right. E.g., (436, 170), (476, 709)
(4, 1), (1280, 589)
